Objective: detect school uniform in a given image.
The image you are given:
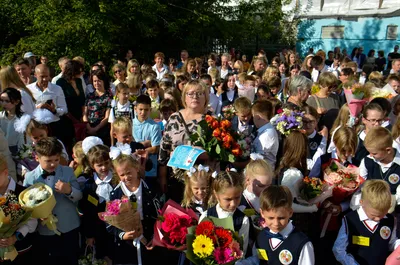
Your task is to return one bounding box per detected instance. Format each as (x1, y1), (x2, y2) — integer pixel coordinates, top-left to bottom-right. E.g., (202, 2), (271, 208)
(107, 180), (161, 265)
(307, 130), (327, 170)
(333, 207), (400, 265)
(219, 89), (238, 113)
(231, 116), (255, 137)
(189, 198), (206, 217)
(23, 165), (82, 265)
(360, 150), (400, 195)
(1, 177), (38, 265)
(199, 203), (250, 256)
(79, 171), (114, 259)
(253, 222), (314, 265)
(252, 122), (279, 170)
(108, 100), (134, 123)
(355, 131), (370, 164)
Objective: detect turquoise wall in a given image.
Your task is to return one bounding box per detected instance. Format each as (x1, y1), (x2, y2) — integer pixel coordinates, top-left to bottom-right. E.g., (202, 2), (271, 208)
(296, 17), (399, 59)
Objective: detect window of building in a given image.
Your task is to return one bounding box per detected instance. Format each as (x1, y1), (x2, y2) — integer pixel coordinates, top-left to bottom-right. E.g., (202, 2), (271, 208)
(321, 26), (345, 39)
(387, 25), (398, 40)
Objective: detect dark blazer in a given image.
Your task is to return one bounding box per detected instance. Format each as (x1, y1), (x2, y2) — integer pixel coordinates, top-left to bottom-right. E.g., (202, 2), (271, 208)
(231, 115), (256, 135)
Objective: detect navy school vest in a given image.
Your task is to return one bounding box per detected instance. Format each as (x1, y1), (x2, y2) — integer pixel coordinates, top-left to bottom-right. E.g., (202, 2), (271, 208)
(355, 136), (369, 164)
(364, 156), (400, 194)
(255, 227), (309, 265)
(345, 210), (394, 265)
(307, 133), (323, 159)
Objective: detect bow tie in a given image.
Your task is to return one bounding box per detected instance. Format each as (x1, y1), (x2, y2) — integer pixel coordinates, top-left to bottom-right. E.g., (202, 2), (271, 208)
(41, 171), (55, 179)
(265, 229), (284, 241)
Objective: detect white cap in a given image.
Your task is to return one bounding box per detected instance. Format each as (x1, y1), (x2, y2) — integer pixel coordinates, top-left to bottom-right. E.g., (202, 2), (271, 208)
(23, 52), (36, 58)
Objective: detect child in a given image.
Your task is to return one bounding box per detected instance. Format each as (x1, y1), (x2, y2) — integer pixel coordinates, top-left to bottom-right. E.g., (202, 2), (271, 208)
(182, 164), (213, 216)
(243, 185), (315, 265)
(79, 137), (114, 262)
(370, 97), (393, 131)
(303, 105), (327, 170)
(232, 97), (254, 137)
(23, 137), (82, 265)
(333, 180), (400, 265)
(159, 98), (178, 129)
(109, 83), (134, 145)
(267, 76), (282, 98)
(146, 79), (163, 120)
(0, 153), (37, 265)
(219, 73), (239, 112)
(390, 95), (400, 126)
(112, 117), (153, 175)
(108, 152), (161, 265)
(360, 127), (400, 196)
(256, 83), (271, 100)
(199, 170), (250, 256)
(251, 100), (279, 169)
(69, 141), (86, 177)
(0, 88), (25, 156)
(132, 95), (162, 187)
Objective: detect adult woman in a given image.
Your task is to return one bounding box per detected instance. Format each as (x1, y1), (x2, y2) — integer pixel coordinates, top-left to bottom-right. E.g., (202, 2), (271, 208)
(182, 58), (198, 79)
(285, 75), (312, 110)
(112, 64), (126, 86)
(278, 62), (289, 80)
(285, 50), (299, 67)
(301, 54), (314, 73)
(365, 49), (376, 69)
(271, 56), (281, 68)
(0, 66), (35, 115)
(306, 72), (340, 115)
(83, 70), (112, 145)
(126, 59), (141, 78)
(56, 60), (85, 122)
(159, 80), (210, 195)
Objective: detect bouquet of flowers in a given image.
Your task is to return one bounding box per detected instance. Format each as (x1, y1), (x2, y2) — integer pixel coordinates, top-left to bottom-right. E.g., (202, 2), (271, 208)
(299, 177), (332, 205)
(0, 192), (32, 261)
(370, 84), (397, 100)
(237, 135), (251, 159)
(190, 115), (242, 162)
(270, 108), (304, 136)
(323, 159), (364, 204)
(311, 84), (321, 95)
(98, 196), (142, 234)
(186, 216), (243, 265)
(152, 200), (198, 250)
(18, 183), (58, 234)
(14, 144), (38, 172)
(221, 105), (236, 120)
(344, 83), (369, 126)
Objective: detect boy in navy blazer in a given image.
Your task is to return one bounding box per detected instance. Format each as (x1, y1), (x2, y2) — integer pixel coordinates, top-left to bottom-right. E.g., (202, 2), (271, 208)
(23, 137), (82, 265)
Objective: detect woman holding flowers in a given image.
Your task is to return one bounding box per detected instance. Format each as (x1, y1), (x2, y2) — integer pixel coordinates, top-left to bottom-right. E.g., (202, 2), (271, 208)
(159, 80), (209, 199)
(306, 72), (340, 115)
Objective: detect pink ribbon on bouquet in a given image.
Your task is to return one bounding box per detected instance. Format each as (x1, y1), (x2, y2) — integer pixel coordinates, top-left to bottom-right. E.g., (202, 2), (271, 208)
(344, 89), (367, 127)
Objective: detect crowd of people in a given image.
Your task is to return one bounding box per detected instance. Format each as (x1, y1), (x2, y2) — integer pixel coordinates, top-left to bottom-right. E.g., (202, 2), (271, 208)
(0, 43), (399, 265)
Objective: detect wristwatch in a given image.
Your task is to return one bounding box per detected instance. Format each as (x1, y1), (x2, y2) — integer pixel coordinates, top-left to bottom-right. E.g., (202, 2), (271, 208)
(15, 231), (24, 241)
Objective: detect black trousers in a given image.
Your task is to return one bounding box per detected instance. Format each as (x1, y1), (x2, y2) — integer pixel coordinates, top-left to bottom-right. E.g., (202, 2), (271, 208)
(34, 228), (80, 265)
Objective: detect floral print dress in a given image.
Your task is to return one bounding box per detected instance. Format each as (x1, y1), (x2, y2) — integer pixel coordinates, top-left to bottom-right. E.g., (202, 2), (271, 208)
(85, 90), (113, 126)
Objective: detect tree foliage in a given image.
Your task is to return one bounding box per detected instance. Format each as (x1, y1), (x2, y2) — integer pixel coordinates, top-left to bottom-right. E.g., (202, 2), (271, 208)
(0, 0), (290, 66)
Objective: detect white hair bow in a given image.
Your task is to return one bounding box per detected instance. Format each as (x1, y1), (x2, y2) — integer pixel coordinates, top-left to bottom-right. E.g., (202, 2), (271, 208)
(82, 136), (104, 155)
(187, 167), (197, 177)
(197, 164), (209, 173)
(109, 144), (132, 160)
(211, 171), (218, 178)
(250, 153), (264, 161)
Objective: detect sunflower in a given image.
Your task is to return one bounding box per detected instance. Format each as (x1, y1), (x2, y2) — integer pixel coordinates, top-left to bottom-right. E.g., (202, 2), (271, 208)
(192, 235), (214, 258)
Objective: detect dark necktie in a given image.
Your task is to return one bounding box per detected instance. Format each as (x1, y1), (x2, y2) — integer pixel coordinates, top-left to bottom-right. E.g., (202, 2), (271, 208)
(265, 229), (284, 241)
(41, 171), (55, 179)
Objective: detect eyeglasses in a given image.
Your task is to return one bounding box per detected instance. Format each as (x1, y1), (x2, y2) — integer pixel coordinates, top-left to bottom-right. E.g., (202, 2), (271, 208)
(114, 70), (122, 74)
(364, 117), (384, 124)
(186, 91), (205, 98)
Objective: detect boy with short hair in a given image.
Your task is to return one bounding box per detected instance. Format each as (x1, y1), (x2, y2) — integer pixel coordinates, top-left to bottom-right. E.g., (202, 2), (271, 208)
(232, 96), (254, 136)
(146, 79), (163, 119)
(133, 95), (162, 186)
(257, 83), (271, 100)
(251, 100), (279, 169)
(238, 185), (315, 265)
(333, 180), (400, 265)
(267, 76), (282, 97)
(23, 137), (82, 265)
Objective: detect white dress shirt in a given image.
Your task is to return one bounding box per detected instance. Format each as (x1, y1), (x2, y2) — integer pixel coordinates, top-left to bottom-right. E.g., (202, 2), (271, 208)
(94, 171), (113, 203)
(120, 180), (143, 220)
(152, 64), (170, 81)
(199, 203), (250, 256)
(51, 72), (62, 84)
(333, 207), (400, 265)
(26, 82), (68, 122)
(236, 221), (315, 265)
(252, 122), (279, 169)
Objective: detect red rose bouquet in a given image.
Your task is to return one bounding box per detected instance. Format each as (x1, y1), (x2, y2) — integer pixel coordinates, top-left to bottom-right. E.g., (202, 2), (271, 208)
(186, 216), (243, 265)
(190, 115), (242, 162)
(152, 200), (198, 250)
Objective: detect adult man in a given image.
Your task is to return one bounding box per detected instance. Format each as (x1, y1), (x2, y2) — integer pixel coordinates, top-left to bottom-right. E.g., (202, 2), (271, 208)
(40, 55), (55, 78)
(220, 53), (232, 79)
(51, 56), (69, 84)
(387, 45), (399, 70)
(14, 58), (36, 85)
(27, 65), (70, 148)
(383, 58), (400, 77)
(23, 51), (37, 71)
(177, 50), (189, 69)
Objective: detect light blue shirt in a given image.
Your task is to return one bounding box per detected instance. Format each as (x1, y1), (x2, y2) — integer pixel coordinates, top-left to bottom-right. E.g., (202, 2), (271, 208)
(133, 117), (162, 177)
